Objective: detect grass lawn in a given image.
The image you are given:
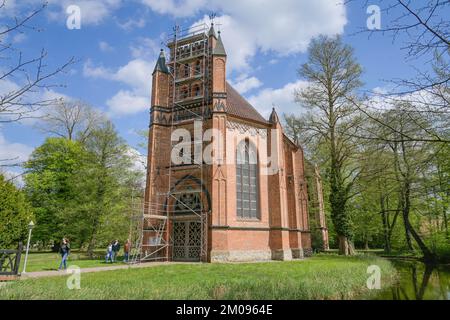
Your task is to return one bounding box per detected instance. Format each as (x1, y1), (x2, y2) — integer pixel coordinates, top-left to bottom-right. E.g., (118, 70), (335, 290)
(19, 250), (125, 272)
(1, 254), (397, 300)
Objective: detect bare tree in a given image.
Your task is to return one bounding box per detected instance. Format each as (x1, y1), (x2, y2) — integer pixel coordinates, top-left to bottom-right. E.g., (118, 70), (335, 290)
(348, 0), (449, 143)
(0, 1), (75, 124)
(346, 95), (450, 144)
(37, 100), (104, 142)
(293, 35), (364, 255)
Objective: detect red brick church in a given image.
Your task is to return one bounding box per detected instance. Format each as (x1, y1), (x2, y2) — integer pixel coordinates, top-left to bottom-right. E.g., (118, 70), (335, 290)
(142, 23), (313, 262)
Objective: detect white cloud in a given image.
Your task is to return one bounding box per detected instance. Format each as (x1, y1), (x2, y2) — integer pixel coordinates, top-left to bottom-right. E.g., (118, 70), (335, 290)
(229, 74), (262, 94)
(48, 0), (122, 25)
(26, 89), (72, 125)
(367, 86), (445, 113)
(106, 90), (149, 115)
(140, 0), (204, 17)
(0, 169), (25, 187)
(130, 37), (161, 60)
(0, 77), (70, 125)
(84, 59), (153, 93)
(0, 78), (20, 96)
(117, 17), (146, 31)
(2, 0), (122, 25)
(143, 0), (347, 71)
(0, 131), (33, 165)
(99, 41), (114, 52)
(248, 80), (309, 118)
(114, 59), (154, 93)
(83, 60), (111, 78)
(12, 33), (27, 43)
(127, 147), (147, 172)
(83, 59), (155, 116)
(191, 14), (255, 71)
(0, 0), (20, 17)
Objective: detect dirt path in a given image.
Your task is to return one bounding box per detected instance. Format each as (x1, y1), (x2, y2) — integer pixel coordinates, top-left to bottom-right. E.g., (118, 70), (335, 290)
(19, 262), (195, 280)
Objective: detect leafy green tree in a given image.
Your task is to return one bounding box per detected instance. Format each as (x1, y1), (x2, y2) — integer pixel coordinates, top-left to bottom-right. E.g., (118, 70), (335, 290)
(0, 174), (34, 248)
(69, 121), (143, 255)
(24, 138), (85, 247)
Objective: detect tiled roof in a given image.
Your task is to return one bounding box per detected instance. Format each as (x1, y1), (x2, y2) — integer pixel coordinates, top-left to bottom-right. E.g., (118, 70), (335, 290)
(226, 82), (268, 124)
(212, 33), (227, 56)
(208, 24), (217, 38)
(153, 50), (169, 74)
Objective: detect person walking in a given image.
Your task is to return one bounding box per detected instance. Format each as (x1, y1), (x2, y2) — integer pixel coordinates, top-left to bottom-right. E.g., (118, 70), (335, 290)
(105, 242), (113, 263)
(123, 239), (131, 263)
(112, 240), (120, 263)
(58, 238), (70, 271)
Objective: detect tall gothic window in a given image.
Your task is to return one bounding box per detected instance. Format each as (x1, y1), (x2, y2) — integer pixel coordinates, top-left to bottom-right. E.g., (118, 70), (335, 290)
(236, 139), (259, 219)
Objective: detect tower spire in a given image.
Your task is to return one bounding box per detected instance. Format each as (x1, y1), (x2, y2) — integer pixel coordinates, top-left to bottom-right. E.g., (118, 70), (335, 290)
(269, 107), (280, 124)
(212, 30), (227, 56)
(208, 22), (217, 39)
(153, 49), (169, 75)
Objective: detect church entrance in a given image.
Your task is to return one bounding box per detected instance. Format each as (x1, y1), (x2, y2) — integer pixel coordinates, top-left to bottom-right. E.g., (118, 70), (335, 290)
(172, 220), (202, 261)
(168, 178), (211, 262)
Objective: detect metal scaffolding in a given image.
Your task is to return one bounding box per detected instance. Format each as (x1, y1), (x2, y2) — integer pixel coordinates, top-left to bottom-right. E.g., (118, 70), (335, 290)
(131, 22), (212, 263)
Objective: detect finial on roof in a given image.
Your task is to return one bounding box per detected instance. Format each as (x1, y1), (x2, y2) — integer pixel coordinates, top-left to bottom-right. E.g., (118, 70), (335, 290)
(153, 49), (169, 75)
(269, 107), (280, 124)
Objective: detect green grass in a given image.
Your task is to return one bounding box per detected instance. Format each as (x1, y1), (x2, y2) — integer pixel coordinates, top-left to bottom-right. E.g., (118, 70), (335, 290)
(1, 254), (397, 300)
(19, 250), (125, 272)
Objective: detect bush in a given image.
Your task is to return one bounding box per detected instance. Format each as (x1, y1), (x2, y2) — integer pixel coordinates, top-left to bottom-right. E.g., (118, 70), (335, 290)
(427, 232), (450, 263)
(0, 174), (34, 248)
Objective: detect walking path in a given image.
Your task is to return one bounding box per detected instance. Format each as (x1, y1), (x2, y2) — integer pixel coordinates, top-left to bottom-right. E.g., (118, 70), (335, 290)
(20, 262), (194, 280)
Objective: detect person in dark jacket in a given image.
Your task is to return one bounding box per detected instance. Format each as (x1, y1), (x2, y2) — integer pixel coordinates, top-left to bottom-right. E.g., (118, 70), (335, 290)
(58, 238), (70, 270)
(111, 240), (120, 263)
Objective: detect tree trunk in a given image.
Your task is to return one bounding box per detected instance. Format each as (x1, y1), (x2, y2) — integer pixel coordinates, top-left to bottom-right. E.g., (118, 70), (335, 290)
(380, 196), (392, 253)
(404, 215), (435, 262)
(402, 177), (435, 261)
(86, 213), (101, 258)
(338, 235), (355, 255)
(403, 220), (414, 251)
(86, 233), (96, 258)
(443, 205), (449, 239)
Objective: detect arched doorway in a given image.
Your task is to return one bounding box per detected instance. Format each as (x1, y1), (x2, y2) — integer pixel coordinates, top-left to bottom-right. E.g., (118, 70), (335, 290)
(167, 175), (211, 261)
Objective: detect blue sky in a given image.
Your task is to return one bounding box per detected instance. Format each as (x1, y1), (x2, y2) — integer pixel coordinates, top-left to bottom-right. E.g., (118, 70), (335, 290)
(0, 0), (435, 178)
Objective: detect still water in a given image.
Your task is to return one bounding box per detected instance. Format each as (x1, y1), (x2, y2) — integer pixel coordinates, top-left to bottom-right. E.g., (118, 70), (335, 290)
(377, 259), (450, 300)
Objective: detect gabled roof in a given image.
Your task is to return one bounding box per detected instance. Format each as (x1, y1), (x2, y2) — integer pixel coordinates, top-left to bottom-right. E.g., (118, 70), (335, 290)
(225, 82), (268, 124)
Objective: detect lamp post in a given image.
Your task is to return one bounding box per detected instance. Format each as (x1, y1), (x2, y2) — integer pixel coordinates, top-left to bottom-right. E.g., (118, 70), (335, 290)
(22, 221), (35, 274)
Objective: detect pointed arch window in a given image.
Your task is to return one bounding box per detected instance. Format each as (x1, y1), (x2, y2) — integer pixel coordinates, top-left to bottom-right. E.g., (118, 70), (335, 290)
(236, 139), (259, 219)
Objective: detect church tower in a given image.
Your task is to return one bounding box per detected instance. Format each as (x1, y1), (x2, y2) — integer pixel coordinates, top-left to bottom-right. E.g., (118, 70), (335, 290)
(141, 22), (312, 263)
